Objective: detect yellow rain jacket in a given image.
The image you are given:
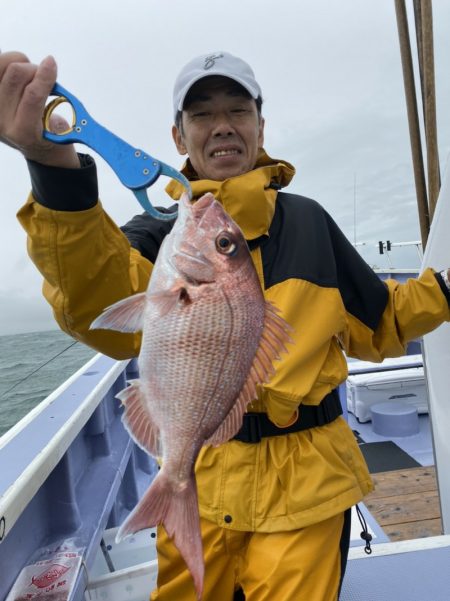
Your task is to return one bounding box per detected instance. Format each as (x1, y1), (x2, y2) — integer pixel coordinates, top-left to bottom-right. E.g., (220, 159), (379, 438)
(17, 150), (450, 533)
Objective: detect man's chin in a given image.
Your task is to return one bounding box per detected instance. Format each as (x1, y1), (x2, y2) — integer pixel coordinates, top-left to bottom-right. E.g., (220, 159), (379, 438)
(203, 164), (249, 181)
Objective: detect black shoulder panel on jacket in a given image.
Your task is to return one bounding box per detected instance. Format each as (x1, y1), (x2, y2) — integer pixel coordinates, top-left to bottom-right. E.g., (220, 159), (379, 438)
(120, 206), (177, 264)
(262, 192), (388, 331)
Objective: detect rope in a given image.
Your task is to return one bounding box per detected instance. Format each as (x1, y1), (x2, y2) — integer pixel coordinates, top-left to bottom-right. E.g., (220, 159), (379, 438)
(0, 339), (79, 399)
(355, 504), (373, 555)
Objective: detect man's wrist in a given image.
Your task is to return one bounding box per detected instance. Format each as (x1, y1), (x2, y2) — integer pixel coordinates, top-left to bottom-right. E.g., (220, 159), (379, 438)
(440, 269), (450, 291)
(24, 144), (81, 169)
(27, 153), (99, 211)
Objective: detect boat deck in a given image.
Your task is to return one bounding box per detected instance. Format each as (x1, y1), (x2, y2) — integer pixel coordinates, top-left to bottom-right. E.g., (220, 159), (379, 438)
(365, 466), (442, 541)
(347, 406), (443, 542)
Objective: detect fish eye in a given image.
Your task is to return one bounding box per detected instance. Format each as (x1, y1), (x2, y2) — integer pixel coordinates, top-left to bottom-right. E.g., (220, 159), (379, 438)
(215, 233), (237, 255)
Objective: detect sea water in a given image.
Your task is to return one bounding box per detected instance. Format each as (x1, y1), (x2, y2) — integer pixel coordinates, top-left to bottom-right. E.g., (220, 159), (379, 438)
(0, 330), (96, 436)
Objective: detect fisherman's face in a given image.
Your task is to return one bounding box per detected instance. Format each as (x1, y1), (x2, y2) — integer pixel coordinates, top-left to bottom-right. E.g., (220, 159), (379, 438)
(172, 77), (264, 181)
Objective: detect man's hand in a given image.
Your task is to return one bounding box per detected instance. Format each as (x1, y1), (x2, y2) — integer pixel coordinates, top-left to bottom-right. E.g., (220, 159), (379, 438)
(0, 51), (80, 168)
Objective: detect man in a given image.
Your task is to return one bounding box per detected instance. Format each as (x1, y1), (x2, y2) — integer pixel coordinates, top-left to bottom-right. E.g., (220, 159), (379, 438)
(1, 50), (450, 600)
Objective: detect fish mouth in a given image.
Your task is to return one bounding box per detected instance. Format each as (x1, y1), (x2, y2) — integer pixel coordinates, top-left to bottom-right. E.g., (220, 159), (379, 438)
(172, 193), (224, 284)
(191, 193), (229, 233)
(190, 193), (216, 223)
(178, 192), (216, 228)
(180, 192), (224, 231)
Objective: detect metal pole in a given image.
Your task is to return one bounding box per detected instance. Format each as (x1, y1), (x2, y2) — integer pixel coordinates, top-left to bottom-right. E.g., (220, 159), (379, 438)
(394, 0), (430, 247)
(412, 0), (425, 119)
(421, 0), (441, 219)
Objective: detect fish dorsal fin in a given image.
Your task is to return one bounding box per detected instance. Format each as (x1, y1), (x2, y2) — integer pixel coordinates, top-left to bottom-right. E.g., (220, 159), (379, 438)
(204, 301), (293, 447)
(90, 292), (147, 333)
(116, 379), (161, 456)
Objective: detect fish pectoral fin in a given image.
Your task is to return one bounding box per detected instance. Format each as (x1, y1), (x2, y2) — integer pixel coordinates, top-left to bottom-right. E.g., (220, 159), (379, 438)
(90, 293), (147, 333)
(205, 300), (293, 448)
(116, 380), (161, 456)
(147, 286), (191, 317)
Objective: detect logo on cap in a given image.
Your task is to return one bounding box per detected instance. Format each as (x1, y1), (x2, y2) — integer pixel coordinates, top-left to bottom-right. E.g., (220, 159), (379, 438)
(204, 53), (224, 70)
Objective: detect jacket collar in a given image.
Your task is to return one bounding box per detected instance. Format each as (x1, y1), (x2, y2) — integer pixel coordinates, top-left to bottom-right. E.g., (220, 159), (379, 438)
(165, 149), (295, 240)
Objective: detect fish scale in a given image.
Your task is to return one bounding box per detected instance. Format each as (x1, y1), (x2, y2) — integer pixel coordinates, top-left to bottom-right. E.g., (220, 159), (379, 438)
(142, 292), (260, 430)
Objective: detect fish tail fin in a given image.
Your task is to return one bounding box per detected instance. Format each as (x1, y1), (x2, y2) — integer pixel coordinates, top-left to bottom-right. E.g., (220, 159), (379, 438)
(115, 473), (204, 600)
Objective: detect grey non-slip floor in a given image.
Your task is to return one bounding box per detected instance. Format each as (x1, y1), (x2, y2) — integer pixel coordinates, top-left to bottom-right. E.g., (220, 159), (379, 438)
(342, 544), (450, 601)
(348, 412), (435, 467)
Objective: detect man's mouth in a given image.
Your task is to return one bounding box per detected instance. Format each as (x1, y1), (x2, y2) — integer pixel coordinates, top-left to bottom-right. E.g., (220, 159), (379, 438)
(211, 149), (241, 158)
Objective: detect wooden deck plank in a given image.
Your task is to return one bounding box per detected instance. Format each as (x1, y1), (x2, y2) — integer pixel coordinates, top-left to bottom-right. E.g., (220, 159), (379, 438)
(368, 467), (437, 499)
(383, 518), (443, 541)
(365, 490), (440, 525)
(364, 466), (442, 541)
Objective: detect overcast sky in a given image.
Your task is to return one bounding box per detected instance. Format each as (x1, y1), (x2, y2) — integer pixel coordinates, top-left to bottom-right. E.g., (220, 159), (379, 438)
(1, 0), (450, 335)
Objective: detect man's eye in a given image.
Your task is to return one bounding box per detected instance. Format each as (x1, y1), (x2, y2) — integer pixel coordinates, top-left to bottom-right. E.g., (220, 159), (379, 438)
(192, 111), (210, 118)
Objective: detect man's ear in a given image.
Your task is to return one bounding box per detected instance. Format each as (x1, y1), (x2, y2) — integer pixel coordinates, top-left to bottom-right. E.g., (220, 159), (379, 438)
(258, 116), (265, 149)
(172, 124), (187, 155)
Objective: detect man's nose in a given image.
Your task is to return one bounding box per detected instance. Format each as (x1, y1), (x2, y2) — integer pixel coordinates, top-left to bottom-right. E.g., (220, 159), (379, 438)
(211, 113), (235, 136)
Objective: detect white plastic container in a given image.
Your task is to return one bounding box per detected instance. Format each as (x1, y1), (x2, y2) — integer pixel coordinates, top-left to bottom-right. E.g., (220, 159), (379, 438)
(85, 561), (157, 601)
(346, 366), (428, 423)
(347, 354), (423, 375)
(86, 527), (157, 601)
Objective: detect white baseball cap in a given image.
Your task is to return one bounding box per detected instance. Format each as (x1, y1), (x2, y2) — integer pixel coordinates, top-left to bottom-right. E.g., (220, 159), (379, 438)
(173, 51), (262, 121)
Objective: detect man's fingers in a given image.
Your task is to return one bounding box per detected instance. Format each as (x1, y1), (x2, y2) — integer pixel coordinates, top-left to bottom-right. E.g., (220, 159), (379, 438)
(0, 62), (38, 114)
(11, 55), (58, 146)
(0, 54), (58, 157)
(32, 55), (57, 92)
(0, 52), (34, 126)
(18, 56), (57, 122)
(0, 52), (77, 166)
(48, 113), (70, 134)
(0, 62), (40, 147)
(0, 51), (29, 81)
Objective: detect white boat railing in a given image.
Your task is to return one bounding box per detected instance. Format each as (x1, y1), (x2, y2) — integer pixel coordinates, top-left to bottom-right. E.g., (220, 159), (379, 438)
(0, 354), (130, 542)
(421, 156), (450, 535)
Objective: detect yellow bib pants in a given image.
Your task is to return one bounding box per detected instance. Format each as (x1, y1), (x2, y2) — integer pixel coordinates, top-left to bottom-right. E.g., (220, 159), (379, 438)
(151, 510), (350, 601)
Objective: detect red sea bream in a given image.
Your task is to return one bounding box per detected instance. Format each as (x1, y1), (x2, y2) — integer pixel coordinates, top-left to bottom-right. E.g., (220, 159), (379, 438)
(90, 192), (292, 599)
